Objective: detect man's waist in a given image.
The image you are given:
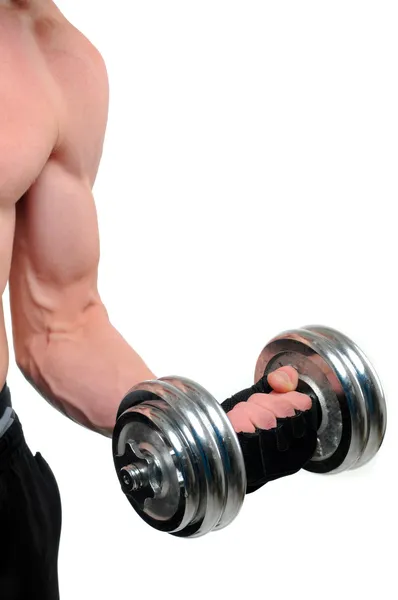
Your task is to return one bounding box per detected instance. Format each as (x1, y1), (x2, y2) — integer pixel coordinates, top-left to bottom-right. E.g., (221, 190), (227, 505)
(0, 382), (11, 409)
(0, 382), (14, 438)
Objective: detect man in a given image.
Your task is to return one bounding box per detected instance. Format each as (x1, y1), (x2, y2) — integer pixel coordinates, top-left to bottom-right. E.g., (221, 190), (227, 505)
(0, 2), (313, 598)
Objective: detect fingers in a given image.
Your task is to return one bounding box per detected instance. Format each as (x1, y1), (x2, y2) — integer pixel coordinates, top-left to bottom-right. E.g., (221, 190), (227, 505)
(254, 391), (312, 413)
(227, 401), (277, 433)
(227, 390), (313, 434)
(267, 366), (299, 393)
(249, 392), (296, 418)
(227, 403), (255, 433)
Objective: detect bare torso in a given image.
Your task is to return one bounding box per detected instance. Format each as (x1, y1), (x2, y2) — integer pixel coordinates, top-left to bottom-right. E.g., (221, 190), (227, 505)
(0, 0), (109, 389)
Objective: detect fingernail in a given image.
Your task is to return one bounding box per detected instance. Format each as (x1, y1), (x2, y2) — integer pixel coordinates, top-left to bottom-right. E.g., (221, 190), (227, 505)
(273, 372), (291, 386)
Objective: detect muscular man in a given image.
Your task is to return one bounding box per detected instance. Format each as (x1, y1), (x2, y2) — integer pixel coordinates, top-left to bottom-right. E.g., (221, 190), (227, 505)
(0, 2), (313, 598)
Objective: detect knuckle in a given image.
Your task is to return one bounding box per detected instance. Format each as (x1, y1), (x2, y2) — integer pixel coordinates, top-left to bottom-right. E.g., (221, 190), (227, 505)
(297, 393), (312, 410)
(265, 415), (277, 429)
(248, 392), (267, 405)
(233, 402), (249, 415)
(277, 399), (295, 416)
(255, 411), (276, 431)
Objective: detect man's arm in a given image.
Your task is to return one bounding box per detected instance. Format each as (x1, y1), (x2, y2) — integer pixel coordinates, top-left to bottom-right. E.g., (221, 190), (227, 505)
(9, 159), (155, 438)
(9, 155), (306, 442)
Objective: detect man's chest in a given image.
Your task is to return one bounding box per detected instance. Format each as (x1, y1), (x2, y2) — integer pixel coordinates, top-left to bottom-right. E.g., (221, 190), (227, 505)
(0, 10), (109, 198)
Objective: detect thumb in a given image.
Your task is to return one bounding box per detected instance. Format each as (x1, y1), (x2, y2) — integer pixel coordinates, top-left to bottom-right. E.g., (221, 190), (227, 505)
(267, 366), (298, 393)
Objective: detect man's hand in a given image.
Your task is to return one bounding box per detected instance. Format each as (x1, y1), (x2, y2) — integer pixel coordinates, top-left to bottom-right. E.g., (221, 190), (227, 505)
(227, 366), (312, 433)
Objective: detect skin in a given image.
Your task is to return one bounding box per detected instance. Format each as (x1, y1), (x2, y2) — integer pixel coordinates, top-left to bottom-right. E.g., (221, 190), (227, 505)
(0, 0), (311, 438)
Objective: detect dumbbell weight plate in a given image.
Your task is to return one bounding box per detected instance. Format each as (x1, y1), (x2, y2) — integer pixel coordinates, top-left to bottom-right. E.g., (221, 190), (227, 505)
(161, 377), (246, 533)
(113, 380), (201, 534)
(254, 326), (386, 474)
(113, 378), (245, 537)
(307, 326), (386, 469)
(155, 377), (229, 538)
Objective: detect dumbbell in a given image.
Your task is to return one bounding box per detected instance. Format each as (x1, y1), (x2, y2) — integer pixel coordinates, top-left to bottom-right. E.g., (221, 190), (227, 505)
(112, 326), (387, 538)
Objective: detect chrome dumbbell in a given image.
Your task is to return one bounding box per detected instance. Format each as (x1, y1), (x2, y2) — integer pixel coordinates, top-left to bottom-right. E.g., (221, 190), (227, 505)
(112, 326), (387, 538)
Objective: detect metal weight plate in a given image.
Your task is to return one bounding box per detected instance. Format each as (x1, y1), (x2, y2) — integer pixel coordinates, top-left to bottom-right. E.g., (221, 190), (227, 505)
(155, 377), (228, 538)
(307, 326), (387, 470)
(161, 377), (246, 534)
(254, 326), (387, 474)
(113, 377), (244, 537)
(113, 380), (202, 534)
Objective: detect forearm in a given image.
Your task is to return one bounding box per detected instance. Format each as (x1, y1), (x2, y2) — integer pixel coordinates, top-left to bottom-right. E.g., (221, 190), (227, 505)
(17, 305), (156, 437)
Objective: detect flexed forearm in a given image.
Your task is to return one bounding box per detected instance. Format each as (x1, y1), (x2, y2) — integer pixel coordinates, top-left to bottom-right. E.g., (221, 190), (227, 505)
(16, 303), (156, 437)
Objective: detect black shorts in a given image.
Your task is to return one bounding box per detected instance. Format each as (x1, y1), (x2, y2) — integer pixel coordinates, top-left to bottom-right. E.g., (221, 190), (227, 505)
(0, 384), (62, 600)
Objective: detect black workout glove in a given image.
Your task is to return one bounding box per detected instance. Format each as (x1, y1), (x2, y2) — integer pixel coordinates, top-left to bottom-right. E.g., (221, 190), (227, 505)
(221, 376), (318, 494)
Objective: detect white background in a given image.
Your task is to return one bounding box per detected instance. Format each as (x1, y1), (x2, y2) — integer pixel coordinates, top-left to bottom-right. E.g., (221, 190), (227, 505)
(3, 1), (397, 598)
